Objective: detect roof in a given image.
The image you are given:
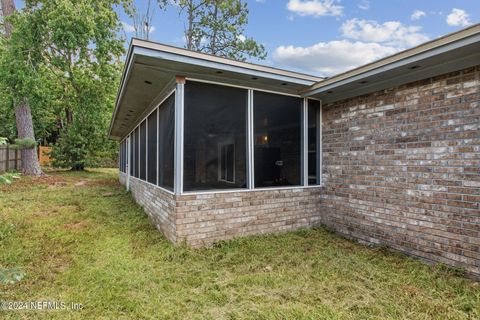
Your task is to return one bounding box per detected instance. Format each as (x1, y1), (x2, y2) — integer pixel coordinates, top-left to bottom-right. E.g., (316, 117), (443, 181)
(109, 24), (480, 140)
(304, 23), (480, 102)
(131, 39), (324, 83)
(108, 39), (323, 140)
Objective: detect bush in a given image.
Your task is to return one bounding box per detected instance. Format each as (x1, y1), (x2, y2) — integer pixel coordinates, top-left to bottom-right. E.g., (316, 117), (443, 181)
(13, 137), (37, 149)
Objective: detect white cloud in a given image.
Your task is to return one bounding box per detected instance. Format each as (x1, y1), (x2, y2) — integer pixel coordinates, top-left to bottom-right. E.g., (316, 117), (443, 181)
(287, 0), (343, 18)
(121, 21), (155, 35)
(358, 0), (369, 10)
(272, 17), (432, 77)
(446, 8), (471, 27)
(411, 10), (426, 21)
(341, 18), (429, 47)
(121, 21), (136, 33)
(273, 40), (398, 76)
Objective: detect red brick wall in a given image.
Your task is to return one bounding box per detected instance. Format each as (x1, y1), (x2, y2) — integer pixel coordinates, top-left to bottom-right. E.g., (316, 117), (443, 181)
(321, 66), (480, 278)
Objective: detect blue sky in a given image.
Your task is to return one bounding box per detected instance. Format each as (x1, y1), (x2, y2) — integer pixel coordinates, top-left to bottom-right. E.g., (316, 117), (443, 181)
(119, 0), (479, 76)
(14, 0), (480, 77)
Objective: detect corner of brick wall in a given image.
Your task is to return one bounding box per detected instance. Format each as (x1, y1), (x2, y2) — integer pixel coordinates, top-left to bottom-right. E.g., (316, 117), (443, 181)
(119, 173), (177, 243)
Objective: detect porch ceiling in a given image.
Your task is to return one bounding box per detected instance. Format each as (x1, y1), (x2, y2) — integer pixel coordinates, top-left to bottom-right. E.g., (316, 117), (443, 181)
(109, 41), (322, 140)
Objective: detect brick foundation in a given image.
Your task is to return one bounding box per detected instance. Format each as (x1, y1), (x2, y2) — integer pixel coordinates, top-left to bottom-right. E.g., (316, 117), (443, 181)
(119, 173), (321, 247)
(175, 188), (322, 247)
(120, 174), (177, 242)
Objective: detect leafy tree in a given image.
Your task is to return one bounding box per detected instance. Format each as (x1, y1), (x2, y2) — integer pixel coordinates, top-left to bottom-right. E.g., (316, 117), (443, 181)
(174, 0), (266, 61)
(0, 0), (43, 175)
(1, 0), (130, 171)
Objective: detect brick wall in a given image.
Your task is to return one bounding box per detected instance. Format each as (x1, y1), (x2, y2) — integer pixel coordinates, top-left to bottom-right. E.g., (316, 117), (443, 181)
(119, 65), (479, 278)
(120, 170), (322, 248)
(119, 173), (177, 242)
(175, 188), (322, 247)
(321, 66), (480, 277)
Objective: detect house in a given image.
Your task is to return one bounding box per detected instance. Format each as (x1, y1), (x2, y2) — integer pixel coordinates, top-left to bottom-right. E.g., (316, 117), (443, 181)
(109, 24), (480, 279)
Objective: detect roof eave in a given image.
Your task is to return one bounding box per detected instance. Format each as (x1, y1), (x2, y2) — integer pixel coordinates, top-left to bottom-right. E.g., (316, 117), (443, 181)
(303, 23), (480, 97)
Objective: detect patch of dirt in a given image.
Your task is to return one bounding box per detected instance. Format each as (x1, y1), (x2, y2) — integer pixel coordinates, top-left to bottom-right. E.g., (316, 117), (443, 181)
(74, 180), (89, 187)
(48, 181), (68, 188)
(63, 220), (89, 230)
(90, 179), (121, 188)
(0, 175), (69, 193)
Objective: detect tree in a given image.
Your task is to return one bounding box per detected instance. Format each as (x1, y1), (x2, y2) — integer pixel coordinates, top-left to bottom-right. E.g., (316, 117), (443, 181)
(0, 0), (43, 176)
(174, 0), (266, 61)
(0, 0), (129, 171)
(175, 0), (207, 50)
(130, 0), (157, 40)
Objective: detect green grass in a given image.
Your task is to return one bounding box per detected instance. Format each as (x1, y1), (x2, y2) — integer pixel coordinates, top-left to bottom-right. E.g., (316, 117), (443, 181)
(0, 169), (478, 319)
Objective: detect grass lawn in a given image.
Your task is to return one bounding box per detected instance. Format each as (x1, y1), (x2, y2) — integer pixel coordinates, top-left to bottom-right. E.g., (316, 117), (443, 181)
(0, 168), (478, 319)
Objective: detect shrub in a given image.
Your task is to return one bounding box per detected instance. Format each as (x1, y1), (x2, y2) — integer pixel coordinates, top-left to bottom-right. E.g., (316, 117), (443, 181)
(12, 137), (37, 149)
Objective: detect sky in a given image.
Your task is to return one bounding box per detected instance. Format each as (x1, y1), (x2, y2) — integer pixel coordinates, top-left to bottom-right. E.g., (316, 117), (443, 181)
(14, 0), (480, 77)
(118, 0), (479, 77)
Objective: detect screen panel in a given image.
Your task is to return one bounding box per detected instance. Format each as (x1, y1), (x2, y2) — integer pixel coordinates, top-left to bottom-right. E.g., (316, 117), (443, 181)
(140, 121), (147, 180)
(308, 99), (320, 185)
(135, 127), (140, 178)
(147, 110), (158, 184)
(120, 140), (125, 173)
(158, 93), (175, 191)
(253, 91), (302, 188)
(183, 81), (248, 191)
(131, 130), (136, 177)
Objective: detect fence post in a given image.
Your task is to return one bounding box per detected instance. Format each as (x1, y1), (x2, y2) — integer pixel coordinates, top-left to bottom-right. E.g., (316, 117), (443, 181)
(14, 148), (18, 170)
(5, 145), (9, 172)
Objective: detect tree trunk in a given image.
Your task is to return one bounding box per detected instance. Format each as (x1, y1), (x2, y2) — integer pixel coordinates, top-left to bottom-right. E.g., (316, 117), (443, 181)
(15, 98), (42, 175)
(186, 0), (194, 50)
(2, 0), (43, 176)
(210, 1), (219, 54)
(0, 0), (14, 36)
(65, 108), (73, 124)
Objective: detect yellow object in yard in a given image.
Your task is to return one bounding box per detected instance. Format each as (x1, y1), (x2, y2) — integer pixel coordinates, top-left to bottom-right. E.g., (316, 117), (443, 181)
(39, 146), (52, 166)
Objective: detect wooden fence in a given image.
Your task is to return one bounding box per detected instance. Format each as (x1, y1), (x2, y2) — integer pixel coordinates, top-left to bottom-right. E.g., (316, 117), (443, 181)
(0, 145), (22, 173)
(0, 145), (53, 173)
(38, 146), (52, 166)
